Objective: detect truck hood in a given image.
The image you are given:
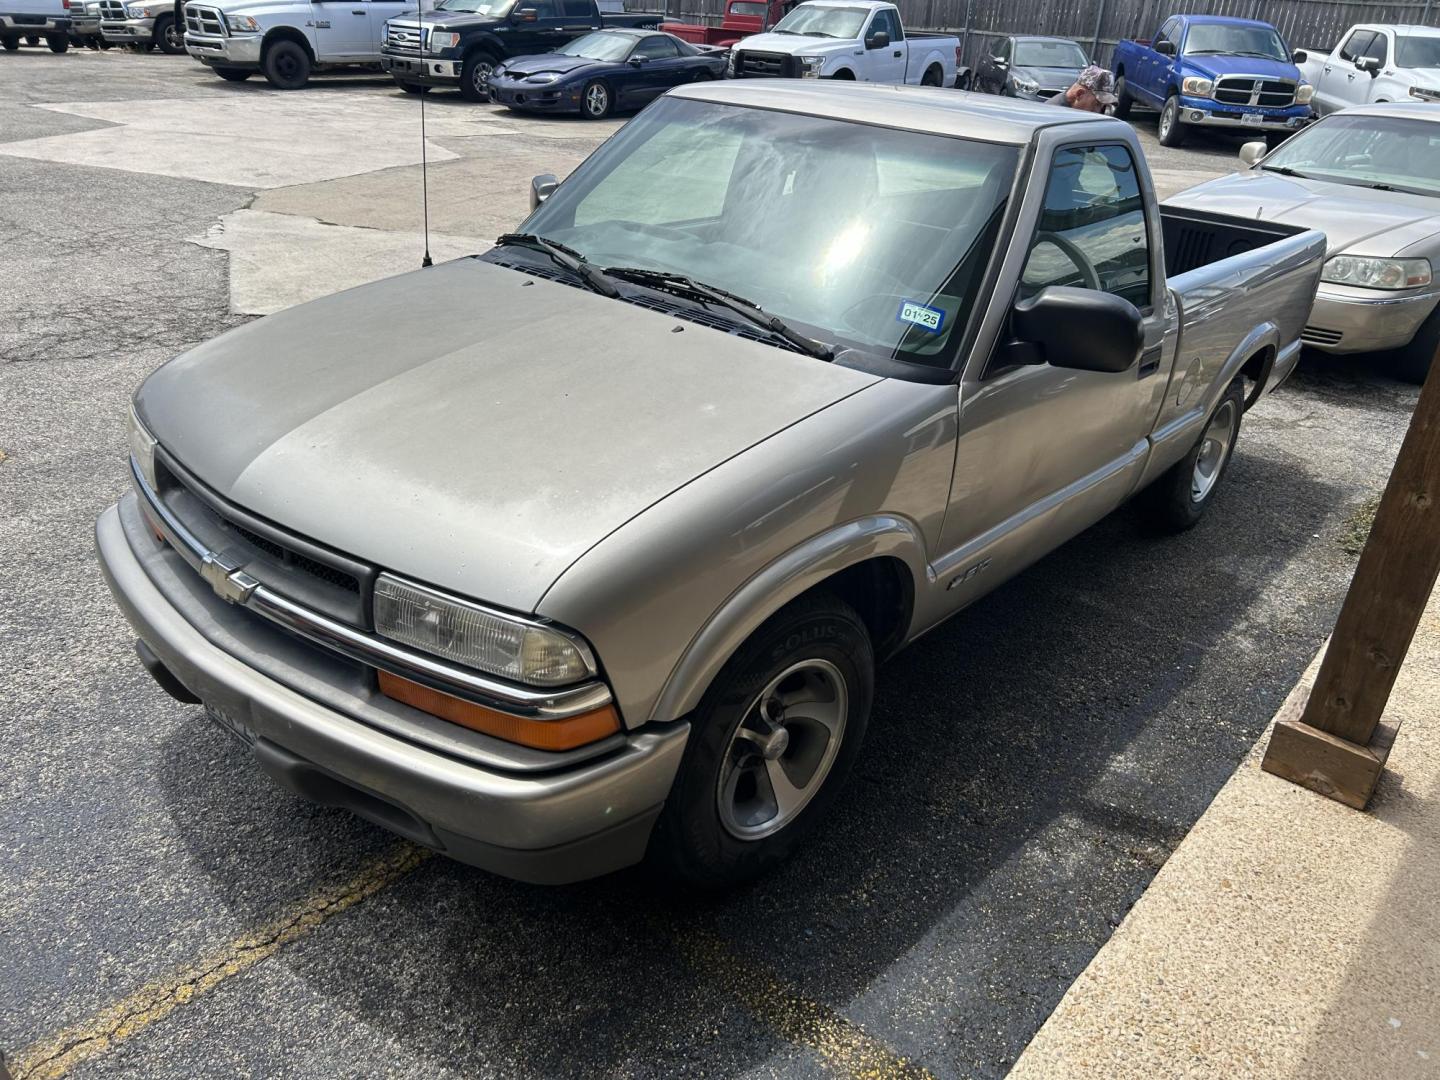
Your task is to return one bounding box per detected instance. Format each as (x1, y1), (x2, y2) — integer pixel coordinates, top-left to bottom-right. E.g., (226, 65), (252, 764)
(399, 9), (502, 27)
(1166, 170), (1440, 256)
(733, 32), (840, 54)
(1182, 53), (1301, 81)
(135, 258), (878, 612)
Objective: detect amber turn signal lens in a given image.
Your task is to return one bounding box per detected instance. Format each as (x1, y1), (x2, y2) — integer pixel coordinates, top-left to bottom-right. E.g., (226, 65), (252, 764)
(377, 670), (621, 751)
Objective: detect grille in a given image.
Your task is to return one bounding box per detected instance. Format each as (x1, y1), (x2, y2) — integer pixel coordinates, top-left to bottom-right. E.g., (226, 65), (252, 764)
(228, 521), (360, 593)
(385, 21), (423, 52)
(734, 50), (797, 77)
(185, 4), (224, 35)
(1301, 325), (1343, 346)
(98, 0), (124, 16)
(1214, 76), (1296, 108)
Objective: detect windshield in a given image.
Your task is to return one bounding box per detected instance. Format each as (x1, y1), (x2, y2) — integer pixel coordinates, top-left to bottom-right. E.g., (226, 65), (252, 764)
(432, 0), (514, 13)
(1013, 40), (1088, 67)
(1184, 23), (1288, 59)
(770, 4), (868, 38)
(1397, 34), (1440, 68)
(1262, 114), (1440, 196)
(514, 97), (1017, 368)
(557, 31), (632, 59)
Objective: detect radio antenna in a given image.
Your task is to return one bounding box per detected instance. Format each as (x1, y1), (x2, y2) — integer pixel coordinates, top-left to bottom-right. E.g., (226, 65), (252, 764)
(419, 76), (433, 268)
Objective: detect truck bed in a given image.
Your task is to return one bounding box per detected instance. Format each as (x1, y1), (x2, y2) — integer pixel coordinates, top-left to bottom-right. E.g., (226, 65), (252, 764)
(1160, 205), (1307, 276)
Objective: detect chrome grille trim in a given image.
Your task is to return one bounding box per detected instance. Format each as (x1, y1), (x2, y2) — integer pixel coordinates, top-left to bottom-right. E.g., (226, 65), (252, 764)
(1214, 74), (1296, 108)
(184, 3), (225, 36)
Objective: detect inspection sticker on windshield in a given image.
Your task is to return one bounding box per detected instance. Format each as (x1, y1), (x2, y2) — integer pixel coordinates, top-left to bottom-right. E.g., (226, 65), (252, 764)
(897, 300), (946, 334)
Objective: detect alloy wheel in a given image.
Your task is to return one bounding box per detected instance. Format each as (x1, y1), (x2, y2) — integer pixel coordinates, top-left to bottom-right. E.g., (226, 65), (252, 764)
(1192, 398), (1238, 503)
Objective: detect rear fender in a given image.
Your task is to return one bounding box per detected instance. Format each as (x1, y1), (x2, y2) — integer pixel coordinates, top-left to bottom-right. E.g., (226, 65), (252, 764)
(1215, 321), (1280, 413)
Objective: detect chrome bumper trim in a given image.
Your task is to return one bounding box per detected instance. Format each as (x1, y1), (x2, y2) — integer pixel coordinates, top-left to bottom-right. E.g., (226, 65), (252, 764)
(131, 458), (614, 721)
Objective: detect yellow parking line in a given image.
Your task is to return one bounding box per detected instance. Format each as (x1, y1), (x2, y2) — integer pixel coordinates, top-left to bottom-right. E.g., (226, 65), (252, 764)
(9, 845), (432, 1080)
(676, 928), (937, 1080)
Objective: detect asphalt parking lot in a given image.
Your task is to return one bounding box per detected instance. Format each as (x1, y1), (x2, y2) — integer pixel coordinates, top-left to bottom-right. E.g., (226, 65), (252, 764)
(0, 48), (1424, 1080)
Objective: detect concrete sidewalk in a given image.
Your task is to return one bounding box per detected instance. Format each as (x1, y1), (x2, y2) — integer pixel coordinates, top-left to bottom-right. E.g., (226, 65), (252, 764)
(1009, 591), (1440, 1079)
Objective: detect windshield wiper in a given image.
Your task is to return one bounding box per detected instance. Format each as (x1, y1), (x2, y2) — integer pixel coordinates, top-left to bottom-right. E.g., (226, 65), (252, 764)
(604, 267), (834, 360)
(494, 233), (619, 299)
(1260, 164), (1315, 179)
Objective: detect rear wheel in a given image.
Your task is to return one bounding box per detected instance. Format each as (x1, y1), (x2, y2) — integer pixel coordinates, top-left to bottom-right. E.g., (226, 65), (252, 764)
(955, 69), (971, 90)
(580, 78), (611, 119)
(921, 63), (942, 87)
(46, 33), (68, 52)
(1, 37), (19, 51)
(1113, 74), (1133, 117)
(155, 13), (182, 53)
(1158, 93), (1186, 147)
(459, 48), (499, 102)
(1140, 379), (1244, 531)
(649, 592), (874, 888)
(262, 38), (311, 89)
(214, 66), (251, 81)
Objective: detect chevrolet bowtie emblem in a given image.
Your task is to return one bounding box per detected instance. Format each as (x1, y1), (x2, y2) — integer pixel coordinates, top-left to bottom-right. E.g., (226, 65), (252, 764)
(200, 552), (260, 605)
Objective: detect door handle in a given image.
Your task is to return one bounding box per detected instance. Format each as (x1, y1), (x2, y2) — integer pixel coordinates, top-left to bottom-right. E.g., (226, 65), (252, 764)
(1138, 345), (1162, 378)
(892, 49), (900, 57)
(1323, 64), (1331, 72)
(1347, 72), (1355, 80)
(351, 8), (363, 12)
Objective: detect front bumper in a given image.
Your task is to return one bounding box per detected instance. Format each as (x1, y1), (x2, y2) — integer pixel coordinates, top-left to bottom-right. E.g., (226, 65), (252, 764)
(1302, 286), (1440, 354)
(71, 15), (102, 33)
(0, 15), (70, 32)
(100, 16), (155, 41)
(487, 78), (582, 111)
(1176, 95), (1312, 132)
(95, 495), (689, 883)
(186, 31), (261, 66)
(381, 52), (462, 85)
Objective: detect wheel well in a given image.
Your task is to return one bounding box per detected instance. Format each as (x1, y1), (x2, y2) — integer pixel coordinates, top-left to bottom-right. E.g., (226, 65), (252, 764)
(925, 62), (941, 79)
(1239, 346), (1275, 409)
(465, 41), (501, 60)
(814, 557), (913, 660)
(1115, 64), (1125, 78)
(830, 68), (854, 79)
(262, 27), (313, 61)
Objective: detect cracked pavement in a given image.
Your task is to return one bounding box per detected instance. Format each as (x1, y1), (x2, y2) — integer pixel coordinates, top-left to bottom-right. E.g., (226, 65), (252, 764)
(0, 47), (1425, 1079)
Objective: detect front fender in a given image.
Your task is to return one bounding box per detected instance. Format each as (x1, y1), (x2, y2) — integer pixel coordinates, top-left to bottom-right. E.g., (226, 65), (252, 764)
(648, 516), (928, 725)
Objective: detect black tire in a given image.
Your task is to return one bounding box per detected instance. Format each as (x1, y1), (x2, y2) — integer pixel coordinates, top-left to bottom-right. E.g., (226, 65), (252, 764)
(95, 35), (111, 48)
(1264, 130), (1290, 151)
(215, 66), (251, 81)
(24, 34), (39, 45)
(261, 38), (311, 90)
(458, 48), (499, 102)
(46, 33), (68, 52)
(1113, 73), (1133, 118)
(648, 592), (874, 888)
(1158, 93), (1186, 147)
(828, 68), (854, 80)
(1389, 306), (1440, 384)
(1140, 379), (1245, 532)
(579, 78), (611, 119)
(921, 63), (942, 87)
(395, 77), (427, 94)
(154, 13), (182, 53)
(1, 37), (18, 51)
(955, 69), (971, 91)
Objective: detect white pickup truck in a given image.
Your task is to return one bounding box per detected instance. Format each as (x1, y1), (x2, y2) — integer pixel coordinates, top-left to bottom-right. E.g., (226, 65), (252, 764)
(727, 0), (959, 86)
(1299, 23), (1440, 115)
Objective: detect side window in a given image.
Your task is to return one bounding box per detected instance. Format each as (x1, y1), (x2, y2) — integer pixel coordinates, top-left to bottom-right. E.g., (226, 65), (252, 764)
(634, 33), (678, 58)
(1019, 144), (1151, 309)
(561, 0), (591, 16)
(530, 0), (559, 18)
(996, 37), (1012, 62)
(1156, 18), (1177, 47)
(878, 9), (902, 41)
(1368, 31), (1389, 64)
(1339, 29), (1372, 62)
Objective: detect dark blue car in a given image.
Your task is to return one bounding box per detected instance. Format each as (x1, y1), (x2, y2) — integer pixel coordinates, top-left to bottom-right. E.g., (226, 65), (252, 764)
(487, 29), (727, 119)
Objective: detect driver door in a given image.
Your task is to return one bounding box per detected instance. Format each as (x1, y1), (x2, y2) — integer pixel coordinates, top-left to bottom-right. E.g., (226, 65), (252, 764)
(862, 9), (905, 83)
(1318, 28), (1372, 112)
(937, 142), (1170, 582)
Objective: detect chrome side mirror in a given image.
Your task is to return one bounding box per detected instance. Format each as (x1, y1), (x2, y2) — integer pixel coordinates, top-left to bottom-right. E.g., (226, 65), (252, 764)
(1239, 140), (1267, 167)
(529, 173), (558, 210)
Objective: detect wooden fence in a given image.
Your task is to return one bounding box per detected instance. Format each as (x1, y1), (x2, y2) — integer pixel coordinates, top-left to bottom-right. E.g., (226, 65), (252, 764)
(636, 0), (1440, 68)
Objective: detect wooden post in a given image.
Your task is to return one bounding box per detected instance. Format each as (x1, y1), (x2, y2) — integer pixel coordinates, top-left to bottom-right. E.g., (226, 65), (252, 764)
(1262, 347), (1440, 807)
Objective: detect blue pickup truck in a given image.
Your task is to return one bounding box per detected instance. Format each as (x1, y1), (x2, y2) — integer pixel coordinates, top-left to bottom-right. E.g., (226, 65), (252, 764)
(1112, 15), (1313, 148)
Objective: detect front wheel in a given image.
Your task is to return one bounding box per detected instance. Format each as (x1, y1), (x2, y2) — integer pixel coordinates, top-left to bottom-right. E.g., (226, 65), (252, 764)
(458, 49), (498, 102)
(1113, 74), (1133, 117)
(1140, 379), (1244, 532)
(649, 592), (874, 888)
(580, 78), (611, 119)
(1158, 94), (1186, 147)
(1264, 130), (1290, 151)
(1389, 305), (1440, 384)
(261, 39), (311, 90)
(1, 37), (19, 51)
(155, 14), (183, 53)
(46, 33), (68, 52)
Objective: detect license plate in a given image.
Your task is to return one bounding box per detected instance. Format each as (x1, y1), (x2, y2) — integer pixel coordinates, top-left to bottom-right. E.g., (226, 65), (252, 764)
(205, 701), (255, 746)
(1241, 112), (1264, 126)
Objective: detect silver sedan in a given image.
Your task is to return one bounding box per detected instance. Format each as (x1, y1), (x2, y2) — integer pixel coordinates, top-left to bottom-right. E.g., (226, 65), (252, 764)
(1165, 101), (1440, 381)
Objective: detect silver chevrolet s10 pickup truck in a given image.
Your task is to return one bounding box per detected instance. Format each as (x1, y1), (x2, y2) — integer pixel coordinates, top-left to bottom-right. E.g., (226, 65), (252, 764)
(97, 82), (1324, 887)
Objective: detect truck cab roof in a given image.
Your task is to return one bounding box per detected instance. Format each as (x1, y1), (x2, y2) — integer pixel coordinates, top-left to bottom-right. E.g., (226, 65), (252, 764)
(669, 79), (1121, 145)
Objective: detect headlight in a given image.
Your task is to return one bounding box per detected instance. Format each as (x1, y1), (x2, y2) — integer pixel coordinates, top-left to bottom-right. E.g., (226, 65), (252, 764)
(1012, 75), (1038, 93)
(1181, 76), (1214, 97)
(126, 5), (153, 16)
(525, 72), (558, 83)
(224, 13), (259, 31)
(1410, 86), (1440, 101)
(798, 54), (824, 78)
(374, 574), (597, 687)
(127, 401), (158, 492)
(1296, 82), (1314, 104)
(428, 30), (458, 50)
(1322, 255), (1432, 290)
